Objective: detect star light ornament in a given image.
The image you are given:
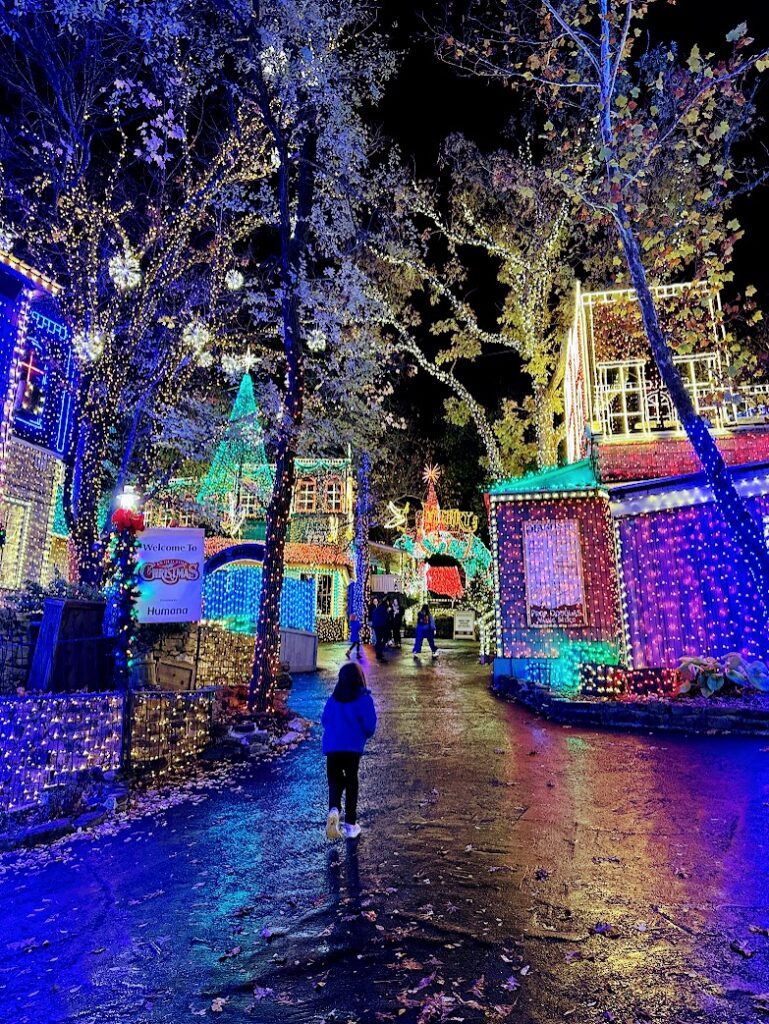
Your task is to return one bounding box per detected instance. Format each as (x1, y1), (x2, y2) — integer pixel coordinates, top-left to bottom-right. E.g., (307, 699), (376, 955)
(423, 464), (442, 486)
(108, 250), (142, 292)
(72, 328), (105, 363)
(221, 349), (260, 378)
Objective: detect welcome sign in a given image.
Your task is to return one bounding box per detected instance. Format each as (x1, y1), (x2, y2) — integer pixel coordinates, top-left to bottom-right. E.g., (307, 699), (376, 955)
(136, 528), (205, 624)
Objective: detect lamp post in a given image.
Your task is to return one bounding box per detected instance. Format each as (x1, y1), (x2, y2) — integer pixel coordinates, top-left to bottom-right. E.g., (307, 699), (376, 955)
(116, 484), (141, 513)
(108, 485), (144, 691)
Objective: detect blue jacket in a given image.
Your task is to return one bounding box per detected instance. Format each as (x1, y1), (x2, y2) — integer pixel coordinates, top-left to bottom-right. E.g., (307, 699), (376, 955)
(322, 689), (377, 754)
(349, 618), (362, 642)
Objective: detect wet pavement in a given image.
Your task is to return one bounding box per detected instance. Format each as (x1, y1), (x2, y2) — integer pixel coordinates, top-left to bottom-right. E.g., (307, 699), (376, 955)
(2, 642), (769, 1023)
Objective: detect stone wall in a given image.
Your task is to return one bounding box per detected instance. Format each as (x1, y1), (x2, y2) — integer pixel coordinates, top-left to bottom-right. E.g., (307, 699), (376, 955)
(492, 676), (769, 737)
(135, 623), (254, 690)
(129, 690), (213, 771)
(0, 610), (36, 695)
(0, 693), (123, 813)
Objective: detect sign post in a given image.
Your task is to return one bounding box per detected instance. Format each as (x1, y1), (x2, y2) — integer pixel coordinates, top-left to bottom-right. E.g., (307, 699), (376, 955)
(136, 528), (205, 624)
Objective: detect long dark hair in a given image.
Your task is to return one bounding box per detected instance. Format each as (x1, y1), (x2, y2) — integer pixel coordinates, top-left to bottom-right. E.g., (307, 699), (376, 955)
(333, 661), (367, 702)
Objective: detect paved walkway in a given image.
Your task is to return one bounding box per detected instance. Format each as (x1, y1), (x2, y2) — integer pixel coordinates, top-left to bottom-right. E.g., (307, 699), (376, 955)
(1, 643), (769, 1023)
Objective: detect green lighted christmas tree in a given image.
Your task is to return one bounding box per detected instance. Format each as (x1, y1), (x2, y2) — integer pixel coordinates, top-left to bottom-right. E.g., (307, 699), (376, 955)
(197, 374), (274, 515)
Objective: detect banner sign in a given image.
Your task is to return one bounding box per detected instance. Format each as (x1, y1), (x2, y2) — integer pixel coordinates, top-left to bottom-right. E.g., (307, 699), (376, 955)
(453, 610), (476, 638)
(136, 528), (205, 623)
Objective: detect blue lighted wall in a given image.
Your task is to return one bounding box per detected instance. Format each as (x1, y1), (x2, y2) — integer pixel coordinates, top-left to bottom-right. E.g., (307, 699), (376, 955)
(203, 565), (316, 633)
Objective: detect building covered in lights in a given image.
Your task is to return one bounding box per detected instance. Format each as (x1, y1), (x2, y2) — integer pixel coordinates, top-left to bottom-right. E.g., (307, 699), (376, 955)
(0, 253), (74, 591)
(489, 282), (769, 697)
(146, 374), (357, 641)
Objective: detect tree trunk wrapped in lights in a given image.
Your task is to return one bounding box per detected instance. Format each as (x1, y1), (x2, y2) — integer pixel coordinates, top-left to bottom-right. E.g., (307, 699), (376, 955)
(105, 508), (144, 691)
(353, 454), (372, 643)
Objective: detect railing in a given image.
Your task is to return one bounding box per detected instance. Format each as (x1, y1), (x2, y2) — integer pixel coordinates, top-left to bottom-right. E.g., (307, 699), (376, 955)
(478, 609), (496, 663)
(593, 353), (769, 439)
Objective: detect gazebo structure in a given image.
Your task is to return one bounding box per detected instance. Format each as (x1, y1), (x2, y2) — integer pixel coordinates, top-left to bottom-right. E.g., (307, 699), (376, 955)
(392, 465), (492, 603)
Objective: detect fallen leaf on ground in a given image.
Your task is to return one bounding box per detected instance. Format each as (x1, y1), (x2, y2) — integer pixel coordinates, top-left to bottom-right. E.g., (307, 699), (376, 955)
(591, 922), (614, 936)
(469, 976), (485, 999)
(730, 939), (756, 958)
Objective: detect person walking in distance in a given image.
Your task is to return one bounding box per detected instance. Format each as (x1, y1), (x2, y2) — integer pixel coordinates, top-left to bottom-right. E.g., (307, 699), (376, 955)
(346, 612), (362, 659)
(412, 603), (439, 659)
(322, 662), (377, 841)
(391, 597), (403, 648)
(371, 599), (390, 662)
(368, 596), (380, 648)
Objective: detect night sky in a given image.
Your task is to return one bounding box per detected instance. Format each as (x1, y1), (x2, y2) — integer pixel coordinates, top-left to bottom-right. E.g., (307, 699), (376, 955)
(375, 1), (769, 481)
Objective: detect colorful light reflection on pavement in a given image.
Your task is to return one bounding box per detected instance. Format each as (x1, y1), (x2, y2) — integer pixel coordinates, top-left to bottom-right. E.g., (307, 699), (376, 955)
(0, 642), (768, 1023)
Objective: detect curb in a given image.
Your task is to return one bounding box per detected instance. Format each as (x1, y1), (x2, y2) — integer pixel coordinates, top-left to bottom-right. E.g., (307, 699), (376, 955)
(492, 677), (769, 737)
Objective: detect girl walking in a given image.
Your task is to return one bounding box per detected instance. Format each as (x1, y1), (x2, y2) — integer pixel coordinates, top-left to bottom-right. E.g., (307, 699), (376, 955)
(412, 604), (439, 659)
(346, 612), (362, 659)
(322, 662), (377, 840)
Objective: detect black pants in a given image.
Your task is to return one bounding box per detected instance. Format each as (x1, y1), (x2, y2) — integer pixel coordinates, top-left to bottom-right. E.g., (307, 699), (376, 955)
(327, 752), (361, 824)
(347, 640), (362, 657)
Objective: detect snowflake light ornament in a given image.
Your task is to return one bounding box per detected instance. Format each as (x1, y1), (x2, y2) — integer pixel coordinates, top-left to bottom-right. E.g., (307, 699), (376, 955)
(108, 250), (142, 291)
(0, 224), (17, 252)
(307, 329), (326, 353)
(72, 328), (105, 363)
(260, 44), (288, 83)
(225, 269), (244, 291)
(183, 318), (211, 357)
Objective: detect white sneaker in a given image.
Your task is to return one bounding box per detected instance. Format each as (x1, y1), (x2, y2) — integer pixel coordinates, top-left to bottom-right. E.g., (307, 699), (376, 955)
(432, 650), (440, 659)
(344, 823), (362, 839)
(412, 652), (420, 659)
(326, 808), (342, 841)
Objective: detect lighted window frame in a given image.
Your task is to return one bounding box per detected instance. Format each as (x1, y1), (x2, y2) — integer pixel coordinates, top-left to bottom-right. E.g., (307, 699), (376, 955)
(239, 489), (261, 519)
(295, 477), (317, 513)
(13, 337), (47, 424)
(324, 476), (344, 513)
(316, 573), (333, 616)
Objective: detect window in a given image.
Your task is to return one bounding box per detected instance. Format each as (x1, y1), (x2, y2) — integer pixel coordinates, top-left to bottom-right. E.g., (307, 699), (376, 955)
(146, 504), (195, 528)
(239, 490), (261, 519)
(14, 340), (47, 423)
(295, 478), (316, 513)
(324, 476), (344, 513)
(594, 360), (647, 437)
(0, 501), (29, 590)
(316, 574), (333, 616)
